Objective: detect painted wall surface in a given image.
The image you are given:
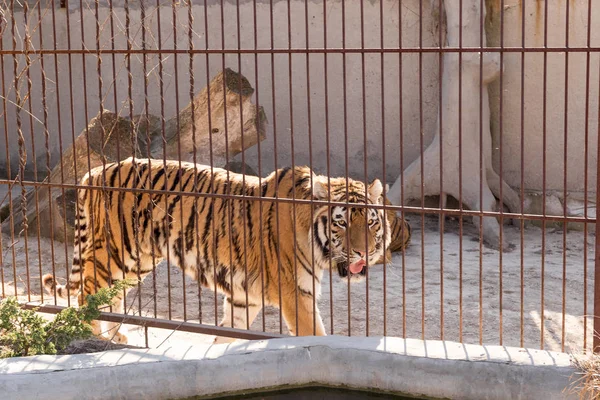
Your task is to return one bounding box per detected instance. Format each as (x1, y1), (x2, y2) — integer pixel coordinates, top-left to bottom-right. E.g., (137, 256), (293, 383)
(0, 0), (597, 198)
(486, 0), (599, 197)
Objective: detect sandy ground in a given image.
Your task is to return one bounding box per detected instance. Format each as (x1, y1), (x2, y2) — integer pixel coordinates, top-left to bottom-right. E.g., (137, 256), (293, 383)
(1, 197), (594, 354)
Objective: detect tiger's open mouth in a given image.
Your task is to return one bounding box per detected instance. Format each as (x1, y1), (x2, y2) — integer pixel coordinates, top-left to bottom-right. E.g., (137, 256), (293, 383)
(337, 259), (367, 278)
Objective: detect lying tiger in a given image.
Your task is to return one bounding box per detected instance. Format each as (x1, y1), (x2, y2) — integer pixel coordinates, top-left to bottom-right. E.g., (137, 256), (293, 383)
(43, 157), (408, 343)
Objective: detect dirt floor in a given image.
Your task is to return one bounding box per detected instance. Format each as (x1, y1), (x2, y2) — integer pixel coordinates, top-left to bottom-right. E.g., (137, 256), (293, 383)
(1, 202), (594, 354)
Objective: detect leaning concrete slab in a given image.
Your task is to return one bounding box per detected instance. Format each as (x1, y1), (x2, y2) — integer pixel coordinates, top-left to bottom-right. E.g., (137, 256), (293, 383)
(0, 336), (577, 400)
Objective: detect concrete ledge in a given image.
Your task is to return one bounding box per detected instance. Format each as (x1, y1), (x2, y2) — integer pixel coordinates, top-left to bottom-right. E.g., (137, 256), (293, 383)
(0, 336), (578, 400)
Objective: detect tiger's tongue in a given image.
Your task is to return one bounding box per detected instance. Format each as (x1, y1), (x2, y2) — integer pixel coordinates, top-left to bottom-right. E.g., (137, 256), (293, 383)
(349, 259), (366, 274)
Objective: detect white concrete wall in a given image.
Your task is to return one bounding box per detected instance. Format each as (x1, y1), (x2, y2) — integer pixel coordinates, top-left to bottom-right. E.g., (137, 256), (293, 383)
(0, 336), (578, 400)
(486, 0), (600, 196)
(1, 0), (598, 198)
(0, 0), (441, 186)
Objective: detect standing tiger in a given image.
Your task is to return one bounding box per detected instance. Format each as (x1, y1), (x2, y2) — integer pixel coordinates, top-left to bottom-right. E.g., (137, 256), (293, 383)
(43, 157), (401, 343)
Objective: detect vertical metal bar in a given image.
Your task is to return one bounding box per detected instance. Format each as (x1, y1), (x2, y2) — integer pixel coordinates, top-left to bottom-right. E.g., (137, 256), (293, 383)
(40, 0), (59, 307)
(594, 5), (600, 354)
(188, 0), (202, 327)
(202, 0), (219, 329)
(171, 0), (187, 323)
(286, 0), (300, 336)
(323, 0), (335, 336)
(379, 0), (387, 337)
(303, 0), (317, 336)
(458, 0), (464, 343)
(398, 0), (407, 339)
(154, 0), (175, 322)
(498, 0), (505, 346)
(583, 0), (593, 353)
(217, 0), (235, 333)
(519, 0), (526, 349)
(62, 0), (81, 308)
(268, 0), (284, 335)
(93, 0), (112, 321)
(251, 0), (267, 333)
(0, 15), (8, 297)
(341, 0), (351, 337)
(23, 1), (42, 303)
(12, 0), (31, 300)
(20, 2), (34, 303)
(561, 0), (570, 353)
(120, 0), (134, 321)
(478, 0), (484, 345)
(234, 0), (251, 331)
(136, 0), (154, 322)
(594, 100), (600, 354)
(359, 0), (369, 337)
(541, 0), (548, 350)
(77, 0), (99, 306)
(438, 0), (444, 342)
(419, 0), (425, 342)
(2, 0), (17, 299)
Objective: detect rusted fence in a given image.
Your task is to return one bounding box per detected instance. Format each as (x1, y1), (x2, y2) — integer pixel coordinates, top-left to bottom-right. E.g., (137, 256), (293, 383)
(0, 0), (597, 353)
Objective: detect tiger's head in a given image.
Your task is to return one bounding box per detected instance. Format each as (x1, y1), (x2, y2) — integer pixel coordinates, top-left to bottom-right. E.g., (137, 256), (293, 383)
(310, 174), (391, 282)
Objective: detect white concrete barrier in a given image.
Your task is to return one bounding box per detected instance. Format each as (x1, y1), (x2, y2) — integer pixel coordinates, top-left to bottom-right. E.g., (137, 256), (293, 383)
(0, 336), (577, 400)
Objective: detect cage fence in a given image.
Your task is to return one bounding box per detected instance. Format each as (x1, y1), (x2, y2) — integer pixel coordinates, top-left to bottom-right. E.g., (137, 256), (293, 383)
(0, 0), (598, 353)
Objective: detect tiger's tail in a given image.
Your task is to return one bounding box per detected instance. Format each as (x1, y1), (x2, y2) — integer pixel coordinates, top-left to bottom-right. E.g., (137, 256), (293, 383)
(42, 274), (82, 299)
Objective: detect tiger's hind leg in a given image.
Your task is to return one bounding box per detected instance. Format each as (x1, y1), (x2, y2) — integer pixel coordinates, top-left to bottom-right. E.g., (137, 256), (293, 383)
(213, 297), (262, 344)
(77, 272), (105, 340)
(103, 293), (129, 344)
(101, 253), (154, 344)
(76, 254), (133, 344)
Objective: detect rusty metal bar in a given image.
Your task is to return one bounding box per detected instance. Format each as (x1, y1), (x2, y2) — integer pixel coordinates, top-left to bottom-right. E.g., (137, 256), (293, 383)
(478, 0), (484, 346)
(0, 0), (595, 353)
(594, 2), (600, 352)
(541, 0), (549, 351)
(595, 155), (600, 354)
(1, 177), (593, 223)
(561, 0), (570, 354)
(519, 0), (526, 349)
(0, 46), (598, 56)
(323, 0), (335, 337)
(398, 0), (407, 340)
(498, 0), (505, 345)
(437, 0), (444, 342)
(584, 0), (593, 352)
(20, 304), (285, 341)
(419, 0), (426, 343)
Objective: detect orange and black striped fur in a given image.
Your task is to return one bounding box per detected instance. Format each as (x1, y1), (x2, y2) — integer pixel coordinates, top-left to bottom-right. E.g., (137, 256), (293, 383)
(43, 157), (392, 343)
(377, 197), (411, 264)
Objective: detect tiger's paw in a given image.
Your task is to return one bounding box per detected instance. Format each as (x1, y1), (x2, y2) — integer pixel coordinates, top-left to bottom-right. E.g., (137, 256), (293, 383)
(111, 332), (129, 345)
(213, 335), (236, 345)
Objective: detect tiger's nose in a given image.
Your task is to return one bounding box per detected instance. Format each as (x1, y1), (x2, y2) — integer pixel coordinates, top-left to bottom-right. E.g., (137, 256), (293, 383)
(354, 250), (366, 259)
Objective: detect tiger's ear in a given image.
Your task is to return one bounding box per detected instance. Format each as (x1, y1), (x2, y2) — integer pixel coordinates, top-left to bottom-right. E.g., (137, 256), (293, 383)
(368, 179), (384, 204)
(312, 175), (329, 200)
(385, 183), (390, 194)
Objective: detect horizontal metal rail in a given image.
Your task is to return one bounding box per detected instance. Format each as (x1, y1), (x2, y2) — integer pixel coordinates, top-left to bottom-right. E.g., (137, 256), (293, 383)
(0, 46), (598, 56)
(0, 178), (595, 223)
(20, 304), (287, 341)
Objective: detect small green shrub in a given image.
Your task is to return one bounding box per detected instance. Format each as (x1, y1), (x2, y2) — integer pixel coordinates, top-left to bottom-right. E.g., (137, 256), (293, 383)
(0, 279), (135, 358)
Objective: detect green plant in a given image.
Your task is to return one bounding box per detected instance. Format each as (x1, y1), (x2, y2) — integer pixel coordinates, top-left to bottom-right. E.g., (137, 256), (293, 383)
(0, 279), (135, 358)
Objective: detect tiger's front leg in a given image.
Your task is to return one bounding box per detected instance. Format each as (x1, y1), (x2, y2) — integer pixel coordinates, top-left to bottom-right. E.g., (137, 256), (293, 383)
(282, 292), (326, 337)
(213, 297), (262, 344)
